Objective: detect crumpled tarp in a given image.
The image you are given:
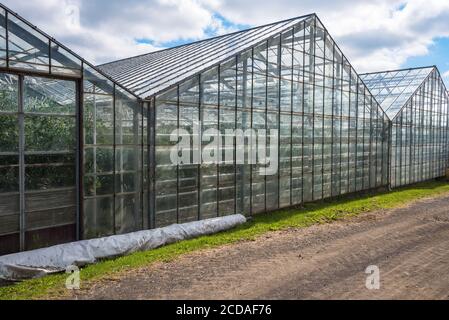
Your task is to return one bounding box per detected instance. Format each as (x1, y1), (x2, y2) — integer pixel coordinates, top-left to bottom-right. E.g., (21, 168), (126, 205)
(0, 214), (246, 281)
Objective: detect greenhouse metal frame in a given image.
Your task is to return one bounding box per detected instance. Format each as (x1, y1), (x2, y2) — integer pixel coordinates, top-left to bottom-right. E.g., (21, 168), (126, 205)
(361, 67), (449, 188)
(0, 3), (447, 255)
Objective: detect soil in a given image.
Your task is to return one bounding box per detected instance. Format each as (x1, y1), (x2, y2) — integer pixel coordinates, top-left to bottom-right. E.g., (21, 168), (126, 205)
(71, 194), (449, 300)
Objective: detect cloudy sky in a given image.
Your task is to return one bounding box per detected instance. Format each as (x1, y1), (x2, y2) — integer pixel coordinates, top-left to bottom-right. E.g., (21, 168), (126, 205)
(4, 0), (449, 85)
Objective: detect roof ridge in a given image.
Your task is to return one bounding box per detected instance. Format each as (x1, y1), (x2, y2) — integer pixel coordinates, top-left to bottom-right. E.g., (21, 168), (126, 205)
(98, 13), (315, 68)
(361, 66), (436, 119)
(360, 65), (436, 76)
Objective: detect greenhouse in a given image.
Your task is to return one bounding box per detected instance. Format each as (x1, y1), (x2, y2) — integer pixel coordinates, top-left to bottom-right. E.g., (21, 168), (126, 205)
(361, 67), (449, 188)
(0, 4), (146, 254)
(0, 3), (446, 256)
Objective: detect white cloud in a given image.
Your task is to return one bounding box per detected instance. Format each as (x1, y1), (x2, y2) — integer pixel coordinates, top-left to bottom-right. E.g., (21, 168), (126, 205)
(210, 0), (449, 73)
(2, 0), (227, 63)
(2, 0), (449, 76)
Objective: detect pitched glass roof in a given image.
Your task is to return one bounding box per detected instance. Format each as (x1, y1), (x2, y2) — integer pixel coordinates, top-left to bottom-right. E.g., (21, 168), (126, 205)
(98, 14), (313, 100)
(0, 3), (140, 102)
(360, 67), (434, 119)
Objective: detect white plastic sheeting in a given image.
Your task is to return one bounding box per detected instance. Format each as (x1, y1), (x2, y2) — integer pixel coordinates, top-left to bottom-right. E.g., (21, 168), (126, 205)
(0, 214), (246, 281)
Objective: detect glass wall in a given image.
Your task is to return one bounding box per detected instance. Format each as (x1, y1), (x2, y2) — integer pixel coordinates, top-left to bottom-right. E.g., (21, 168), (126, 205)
(0, 73), (77, 255)
(0, 7), (84, 254)
(0, 73), (20, 255)
(153, 16), (390, 227)
(0, 5), (148, 253)
(83, 66), (147, 238)
(23, 76), (77, 250)
(390, 69), (449, 187)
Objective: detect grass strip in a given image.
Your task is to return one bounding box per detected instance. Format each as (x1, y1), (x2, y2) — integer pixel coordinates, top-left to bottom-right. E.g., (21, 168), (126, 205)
(1, 180), (449, 300)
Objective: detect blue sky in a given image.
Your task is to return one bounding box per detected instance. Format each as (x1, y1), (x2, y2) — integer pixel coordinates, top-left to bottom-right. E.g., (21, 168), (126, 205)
(3, 0), (449, 86)
(404, 37), (449, 78)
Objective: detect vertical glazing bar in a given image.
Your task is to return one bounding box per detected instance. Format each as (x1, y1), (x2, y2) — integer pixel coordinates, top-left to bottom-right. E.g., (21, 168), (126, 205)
(370, 94), (374, 188)
(339, 55), (343, 193)
(330, 44), (335, 197)
(48, 39), (52, 75)
(301, 21), (306, 204)
(367, 93), (371, 187)
(240, 54), (248, 214)
(5, 10), (9, 68)
(413, 95), (417, 183)
(290, 26), (294, 205)
(217, 65), (221, 217)
(399, 112), (403, 186)
(18, 74), (25, 251)
(420, 85), (427, 181)
(321, 30), (325, 199)
(437, 75), (440, 177)
(409, 97), (413, 184)
(426, 78), (433, 180)
(277, 33), (282, 209)
(141, 101), (145, 229)
(354, 78), (359, 190)
(377, 115), (384, 186)
(425, 79), (429, 180)
(311, 18), (316, 201)
(149, 97), (156, 229)
(445, 83), (448, 171)
(420, 86), (424, 182)
(381, 113), (385, 187)
(417, 85), (421, 182)
(264, 40), (268, 212)
(112, 84), (117, 234)
(361, 82), (364, 190)
(428, 76), (432, 180)
(176, 85), (180, 223)
(76, 74), (83, 240)
(250, 47), (254, 215)
(430, 73), (435, 178)
(234, 56), (238, 215)
(440, 78), (444, 175)
(198, 75), (202, 220)
(387, 117), (391, 188)
(371, 102), (380, 188)
(347, 66), (351, 191)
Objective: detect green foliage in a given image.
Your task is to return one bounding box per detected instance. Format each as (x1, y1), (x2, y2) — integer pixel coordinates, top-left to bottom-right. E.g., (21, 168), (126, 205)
(0, 92), (76, 192)
(0, 114), (18, 151)
(24, 116), (75, 151)
(0, 89), (18, 113)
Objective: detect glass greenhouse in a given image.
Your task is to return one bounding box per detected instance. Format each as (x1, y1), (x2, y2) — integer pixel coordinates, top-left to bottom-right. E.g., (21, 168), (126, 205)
(361, 67), (449, 188)
(0, 4), (446, 255)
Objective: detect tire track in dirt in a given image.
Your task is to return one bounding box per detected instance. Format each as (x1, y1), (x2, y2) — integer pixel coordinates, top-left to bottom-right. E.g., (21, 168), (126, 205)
(72, 194), (449, 300)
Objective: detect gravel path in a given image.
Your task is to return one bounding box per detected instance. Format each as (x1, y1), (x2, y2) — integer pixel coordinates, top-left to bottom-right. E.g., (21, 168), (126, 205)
(72, 194), (449, 300)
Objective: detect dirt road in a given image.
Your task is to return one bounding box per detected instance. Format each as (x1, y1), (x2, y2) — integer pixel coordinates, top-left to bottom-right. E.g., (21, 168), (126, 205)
(73, 194), (449, 300)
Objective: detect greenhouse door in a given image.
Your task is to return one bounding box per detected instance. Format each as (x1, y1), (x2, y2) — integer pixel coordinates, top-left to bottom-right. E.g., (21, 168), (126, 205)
(0, 72), (78, 255)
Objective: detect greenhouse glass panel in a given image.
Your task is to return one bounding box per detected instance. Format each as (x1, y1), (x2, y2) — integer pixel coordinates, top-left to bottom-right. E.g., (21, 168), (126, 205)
(0, 8), (6, 65)
(50, 42), (82, 77)
(23, 76), (77, 250)
(362, 67), (449, 188)
(144, 15), (390, 221)
(0, 73), (19, 255)
(7, 15), (50, 72)
(83, 65), (115, 238)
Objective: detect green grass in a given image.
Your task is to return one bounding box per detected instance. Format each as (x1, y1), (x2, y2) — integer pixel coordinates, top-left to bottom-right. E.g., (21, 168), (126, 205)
(1, 180), (449, 300)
